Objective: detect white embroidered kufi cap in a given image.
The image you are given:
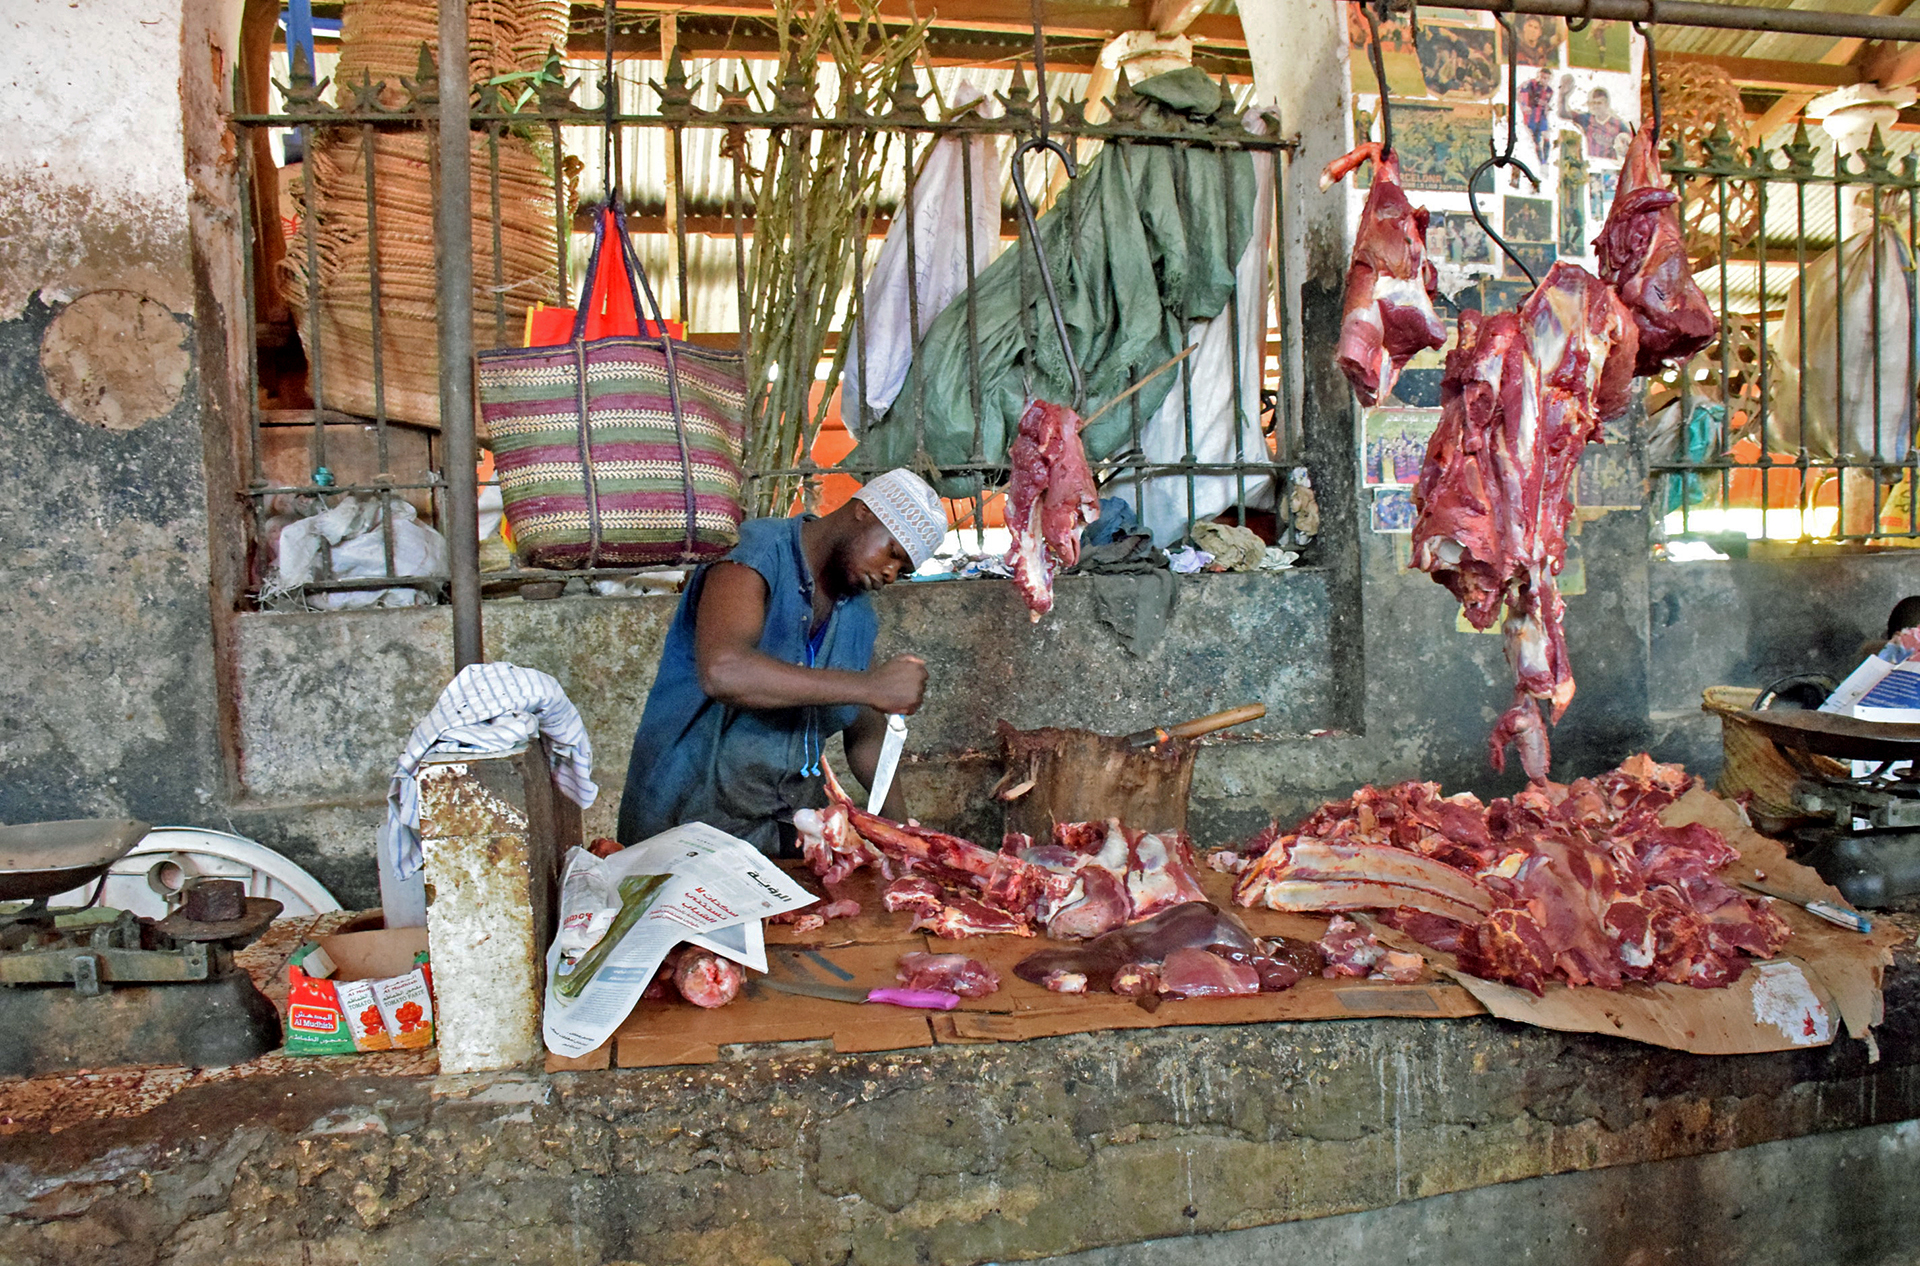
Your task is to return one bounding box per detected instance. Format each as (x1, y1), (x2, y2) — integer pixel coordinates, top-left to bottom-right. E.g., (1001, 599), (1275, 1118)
(852, 469), (946, 568)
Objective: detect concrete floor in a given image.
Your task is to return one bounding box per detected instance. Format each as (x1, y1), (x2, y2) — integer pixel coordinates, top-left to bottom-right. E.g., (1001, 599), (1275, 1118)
(1040, 1118), (1920, 1266)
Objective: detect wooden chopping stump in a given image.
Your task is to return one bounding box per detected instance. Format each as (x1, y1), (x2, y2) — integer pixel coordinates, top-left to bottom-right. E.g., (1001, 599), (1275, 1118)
(995, 721), (1196, 839)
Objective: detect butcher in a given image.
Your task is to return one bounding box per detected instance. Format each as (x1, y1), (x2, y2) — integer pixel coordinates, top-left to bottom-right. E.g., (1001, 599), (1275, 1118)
(614, 469), (947, 857)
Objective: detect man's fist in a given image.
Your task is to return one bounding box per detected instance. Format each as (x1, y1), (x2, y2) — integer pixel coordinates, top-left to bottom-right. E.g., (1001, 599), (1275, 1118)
(867, 654), (928, 715)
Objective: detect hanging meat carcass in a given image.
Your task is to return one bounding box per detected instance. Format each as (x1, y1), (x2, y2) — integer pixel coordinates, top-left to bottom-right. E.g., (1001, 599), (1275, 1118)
(1594, 127), (1717, 376)
(1003, 398), (1100, 621)
(1411, 263), (1638, 780)
(1321, 142), (1448, 406)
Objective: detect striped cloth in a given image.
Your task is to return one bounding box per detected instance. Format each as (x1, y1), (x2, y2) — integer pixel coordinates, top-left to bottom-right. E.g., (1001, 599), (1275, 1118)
(381, 663), (598, 879)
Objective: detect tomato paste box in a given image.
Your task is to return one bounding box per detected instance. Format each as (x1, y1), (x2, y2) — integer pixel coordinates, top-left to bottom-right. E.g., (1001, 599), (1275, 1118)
(285, 926), (434, 1055)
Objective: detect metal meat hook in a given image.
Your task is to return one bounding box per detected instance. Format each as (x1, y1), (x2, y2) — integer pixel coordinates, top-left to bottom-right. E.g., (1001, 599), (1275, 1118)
(1362, 0), (1395, 157)
(1636, 8), (1665, 140)
(1469, 7), (1543, 289)
(1013, 0), (1085, 411)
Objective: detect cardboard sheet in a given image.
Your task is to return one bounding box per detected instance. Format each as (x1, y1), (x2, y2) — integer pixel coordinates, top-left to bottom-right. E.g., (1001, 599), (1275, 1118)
(1368, 787), (1901, 1055)
(575, 790), (1897, 1067)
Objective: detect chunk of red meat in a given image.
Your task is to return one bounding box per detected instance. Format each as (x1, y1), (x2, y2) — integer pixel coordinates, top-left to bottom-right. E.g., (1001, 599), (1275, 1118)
(1045, 865), (1131, 940)
(1158, 948), (1261, 998)
(1004, 399), (1099, 621)
(1377, 907), (1472, 956)
(1595, 127), (1718, 377)
(1321, 143), (1448, 405)
(1125, 830), (1209, 920)
(1317, 914), (1385, 978)
(882, 874), (947, 918)
(1015, 902), (1259, 993)
(913, 894), (1035, 940)
(896, 951), (1000, 998)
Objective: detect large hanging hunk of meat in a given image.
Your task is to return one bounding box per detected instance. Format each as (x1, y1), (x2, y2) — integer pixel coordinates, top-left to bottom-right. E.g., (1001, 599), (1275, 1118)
(1411, 263), (1638, 781)
(1594, 127), (1717, 376)
(1004, 399), (1100, 621)
(1321, 142), (1448, 406)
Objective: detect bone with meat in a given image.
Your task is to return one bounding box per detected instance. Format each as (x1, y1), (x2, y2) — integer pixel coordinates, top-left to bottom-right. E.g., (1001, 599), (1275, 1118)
(896, 951), (1001, 998)
(1003, 398), (1100, 621)
(1321, 142), (1448, 406)
(1234, 836), (1497, 925)
(794, 804), (882, 887)
(1595, 127), (1717, 377)
(1410, 264), (1638, 781)
(673, 948), (744, 1009)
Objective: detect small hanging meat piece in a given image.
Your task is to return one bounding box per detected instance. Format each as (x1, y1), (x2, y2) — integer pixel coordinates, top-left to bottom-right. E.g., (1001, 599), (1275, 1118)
(1321, 143), (1448, 406)
(1595, 127), (1718, 377)
(1004, 399), (1100, 621)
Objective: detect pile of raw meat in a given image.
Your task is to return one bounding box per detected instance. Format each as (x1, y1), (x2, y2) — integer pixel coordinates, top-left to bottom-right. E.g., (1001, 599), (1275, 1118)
(1227, 754), (1791, 995)
(1328, 132), (1716, 780)
(1003, 398), (1100, 621)
(801, 763), (1212, 940)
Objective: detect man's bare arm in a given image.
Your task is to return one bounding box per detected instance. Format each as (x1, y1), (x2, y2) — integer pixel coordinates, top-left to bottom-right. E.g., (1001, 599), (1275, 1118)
(693, 562), (926, 714)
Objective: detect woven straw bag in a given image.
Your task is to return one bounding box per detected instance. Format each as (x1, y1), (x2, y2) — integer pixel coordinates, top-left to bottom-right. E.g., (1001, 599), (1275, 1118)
(477, 203), (748, 569)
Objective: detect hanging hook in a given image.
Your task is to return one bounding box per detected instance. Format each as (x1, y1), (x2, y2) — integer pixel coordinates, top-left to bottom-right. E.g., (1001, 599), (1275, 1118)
(1567, 0), (1596, 33)
(1361, 0), (1395, 156)
(1012, 0), (1084, 410)
(1635, 6), (1664, 140)
(1468, 7), (1542, 288)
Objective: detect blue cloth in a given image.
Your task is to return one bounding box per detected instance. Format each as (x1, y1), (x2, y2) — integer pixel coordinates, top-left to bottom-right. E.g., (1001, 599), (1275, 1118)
(615, 516), (878, 855)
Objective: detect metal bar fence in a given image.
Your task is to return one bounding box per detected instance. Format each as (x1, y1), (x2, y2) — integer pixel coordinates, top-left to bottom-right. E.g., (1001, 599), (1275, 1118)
(233, 36), (1299, 609)
(1653, 123), (1920, 547)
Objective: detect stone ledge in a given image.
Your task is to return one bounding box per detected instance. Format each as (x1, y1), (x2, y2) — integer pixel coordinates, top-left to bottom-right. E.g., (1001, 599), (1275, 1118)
(2, 948), (1917, 1266)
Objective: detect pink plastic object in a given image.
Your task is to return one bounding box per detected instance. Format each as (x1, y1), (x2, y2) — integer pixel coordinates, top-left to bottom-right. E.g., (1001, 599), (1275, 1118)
(865, 988), (961, 1010)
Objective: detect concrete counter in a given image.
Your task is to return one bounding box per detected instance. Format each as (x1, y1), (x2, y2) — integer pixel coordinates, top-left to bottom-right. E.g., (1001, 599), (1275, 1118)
(3, 942), (1918, 1265)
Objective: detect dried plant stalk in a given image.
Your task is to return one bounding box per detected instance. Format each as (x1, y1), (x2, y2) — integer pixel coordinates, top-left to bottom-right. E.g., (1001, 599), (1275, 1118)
(739, 0), (927, 516)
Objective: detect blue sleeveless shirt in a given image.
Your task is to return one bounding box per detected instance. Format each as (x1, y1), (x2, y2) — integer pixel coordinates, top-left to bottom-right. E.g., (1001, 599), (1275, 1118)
(615, 516), (878, 854)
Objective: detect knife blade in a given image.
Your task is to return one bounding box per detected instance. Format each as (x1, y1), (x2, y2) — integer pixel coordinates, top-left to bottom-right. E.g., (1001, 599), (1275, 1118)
(1736, 880), (1872, 933)
(866, 713), (908, 814)
(759, 976), (960, 1009)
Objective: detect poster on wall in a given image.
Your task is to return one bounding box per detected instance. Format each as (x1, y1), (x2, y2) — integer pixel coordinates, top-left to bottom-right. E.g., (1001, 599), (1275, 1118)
(1340, 4), (1641, 331)
(1345, 1), (1427, 95)
(1568, 18), (1633, 72)
(1392, 102), (1498, 192)
(1363, 407), (1442, 486)
(1415, 20), (1501, 98)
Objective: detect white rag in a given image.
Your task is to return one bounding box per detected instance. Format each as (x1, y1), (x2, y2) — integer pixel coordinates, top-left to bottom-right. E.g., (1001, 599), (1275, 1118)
(380, 663), (598, 879)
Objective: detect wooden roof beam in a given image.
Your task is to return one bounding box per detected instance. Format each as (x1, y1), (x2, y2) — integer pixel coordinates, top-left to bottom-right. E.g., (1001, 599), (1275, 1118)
(604, 0), (1248, 49)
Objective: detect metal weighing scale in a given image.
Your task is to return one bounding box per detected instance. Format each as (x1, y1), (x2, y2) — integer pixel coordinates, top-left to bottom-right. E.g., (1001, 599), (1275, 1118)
(0, 820), (284, 1075)
(1734, 708), (1920, 909)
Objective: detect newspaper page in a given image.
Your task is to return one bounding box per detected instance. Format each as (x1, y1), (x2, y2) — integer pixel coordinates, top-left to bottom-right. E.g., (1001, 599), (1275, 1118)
(542, 822), (816, 1058)
(1822, 641), (1920, 723)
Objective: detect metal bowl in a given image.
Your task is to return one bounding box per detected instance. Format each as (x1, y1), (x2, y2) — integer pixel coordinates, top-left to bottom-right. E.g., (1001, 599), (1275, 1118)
(0, 820), (152, 903)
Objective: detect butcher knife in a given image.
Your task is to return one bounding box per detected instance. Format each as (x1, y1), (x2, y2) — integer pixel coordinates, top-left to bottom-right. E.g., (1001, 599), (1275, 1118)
(1123, 703), (1267, 749)
(759, 976), (961, 1010)
(1736, 880), (1872, 934)
(866, 713), (908, 814)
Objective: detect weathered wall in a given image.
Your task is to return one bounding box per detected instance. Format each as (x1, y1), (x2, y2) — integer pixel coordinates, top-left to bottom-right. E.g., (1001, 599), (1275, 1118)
(0, 0), (240, 831)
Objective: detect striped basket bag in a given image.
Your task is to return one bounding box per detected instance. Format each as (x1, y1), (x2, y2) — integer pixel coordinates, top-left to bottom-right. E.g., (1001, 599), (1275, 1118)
(477, 202), (747, 569)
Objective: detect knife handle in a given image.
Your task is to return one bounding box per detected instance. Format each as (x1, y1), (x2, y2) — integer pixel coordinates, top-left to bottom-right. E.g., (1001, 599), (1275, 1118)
(1805, 901), (1872, 933)
(866, 988), (960, 1010)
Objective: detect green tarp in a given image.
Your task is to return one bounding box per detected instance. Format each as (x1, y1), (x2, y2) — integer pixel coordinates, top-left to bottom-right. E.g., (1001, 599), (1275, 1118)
(846, 69), (1259, 497)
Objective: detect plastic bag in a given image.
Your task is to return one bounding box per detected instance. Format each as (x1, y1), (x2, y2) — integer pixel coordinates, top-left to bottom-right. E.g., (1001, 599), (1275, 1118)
(1134, 115), (1277, 545)
(266, 495), (449, 610)
(1768, 218), (1918, 464)
(841, 86), (1005, 429)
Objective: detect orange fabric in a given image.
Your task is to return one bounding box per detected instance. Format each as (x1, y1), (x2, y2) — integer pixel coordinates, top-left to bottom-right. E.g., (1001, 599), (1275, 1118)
(523, 209), (683, 347)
